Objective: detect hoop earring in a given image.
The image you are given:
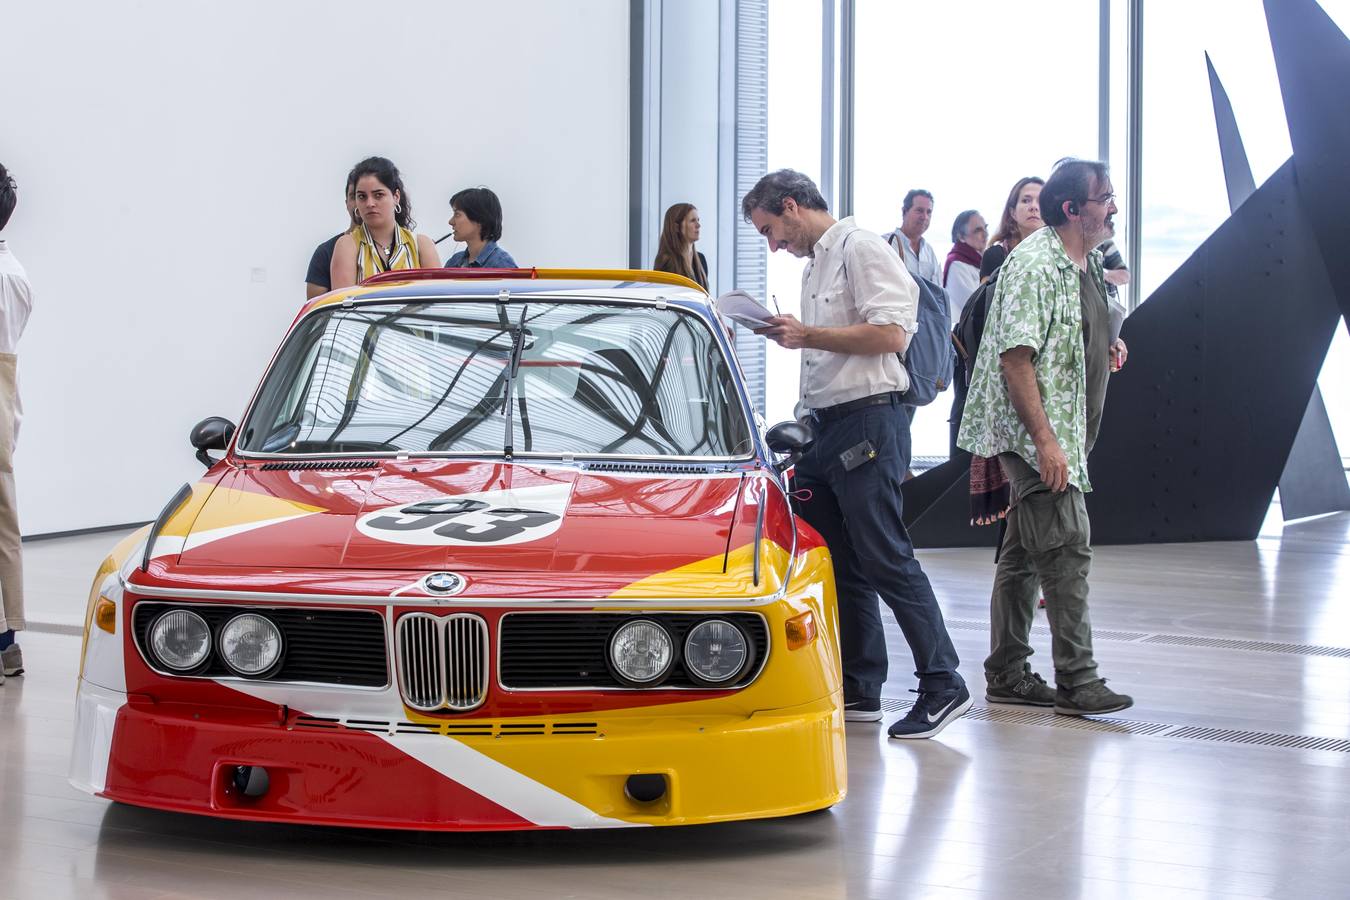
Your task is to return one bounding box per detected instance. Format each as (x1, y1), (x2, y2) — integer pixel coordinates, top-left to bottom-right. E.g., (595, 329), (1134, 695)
(395, 203), (403, 214)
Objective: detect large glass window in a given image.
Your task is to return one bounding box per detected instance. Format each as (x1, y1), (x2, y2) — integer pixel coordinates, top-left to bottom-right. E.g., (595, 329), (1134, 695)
(853, 0), (1100, 461)
(238, 302), (753, 458)
(764, 0), (826, 426)
(1140, 0), (1350, 459)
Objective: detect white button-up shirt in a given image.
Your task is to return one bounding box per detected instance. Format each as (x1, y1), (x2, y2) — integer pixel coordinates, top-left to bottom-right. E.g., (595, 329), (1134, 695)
(797, 218), (920, 417)
(890, 230), (941, 284)
(0, 242), (32, 443)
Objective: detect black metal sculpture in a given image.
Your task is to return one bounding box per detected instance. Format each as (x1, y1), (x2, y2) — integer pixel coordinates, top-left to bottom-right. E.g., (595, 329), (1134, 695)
(902, 0), (1350, 547)
(1207, 49), (1350, 522)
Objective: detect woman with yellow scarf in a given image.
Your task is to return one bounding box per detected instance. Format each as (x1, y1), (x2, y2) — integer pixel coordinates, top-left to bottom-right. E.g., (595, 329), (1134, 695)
(331, 156), (439, 287)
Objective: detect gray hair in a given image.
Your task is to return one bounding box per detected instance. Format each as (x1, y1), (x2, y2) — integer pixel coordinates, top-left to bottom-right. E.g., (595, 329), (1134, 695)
(742, 169), (828, 222)
(951, 209), (981, 243)
(903, 188), (933, 214)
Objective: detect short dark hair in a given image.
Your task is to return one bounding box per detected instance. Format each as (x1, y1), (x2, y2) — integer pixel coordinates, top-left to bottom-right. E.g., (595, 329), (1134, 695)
(951, 209), (981, 243)
(449, 187), (504, 243)
(903, 189), (934, 214)
(742, 169), (828, 221)
(1040, 157), (1110, 227)
(0, 164), (16, 232)
(345, 168), (359, 199)
(351, 156), (415, 229)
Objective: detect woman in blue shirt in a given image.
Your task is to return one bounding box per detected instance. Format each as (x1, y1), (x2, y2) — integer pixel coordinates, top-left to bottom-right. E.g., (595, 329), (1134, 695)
(444, 187), (518, 268)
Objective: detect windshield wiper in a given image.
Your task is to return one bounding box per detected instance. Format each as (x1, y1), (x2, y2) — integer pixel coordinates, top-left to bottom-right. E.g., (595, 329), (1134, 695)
(501, 302), (530, 460)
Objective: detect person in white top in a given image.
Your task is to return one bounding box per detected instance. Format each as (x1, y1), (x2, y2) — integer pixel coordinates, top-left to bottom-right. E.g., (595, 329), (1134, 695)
(942, 210), (987, 321)
(886, 188), (941, 284)
(742, 169), (971, 740)
(0, 163), (32, 684)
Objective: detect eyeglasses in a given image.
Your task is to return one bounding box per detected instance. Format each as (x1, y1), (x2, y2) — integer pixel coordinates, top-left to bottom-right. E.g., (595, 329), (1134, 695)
(1083, 192), (1116, 206)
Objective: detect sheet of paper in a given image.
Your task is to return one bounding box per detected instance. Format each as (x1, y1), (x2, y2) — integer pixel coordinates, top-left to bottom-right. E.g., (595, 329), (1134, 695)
(716, 290), (776, 330)
(1108, 298), (1126, 345)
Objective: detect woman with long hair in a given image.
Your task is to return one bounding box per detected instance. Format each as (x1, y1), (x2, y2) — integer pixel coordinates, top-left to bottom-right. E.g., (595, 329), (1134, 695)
(331, 157), (439, 288)
(652, 203), (708, 290)
(978, 176), (1044, 280)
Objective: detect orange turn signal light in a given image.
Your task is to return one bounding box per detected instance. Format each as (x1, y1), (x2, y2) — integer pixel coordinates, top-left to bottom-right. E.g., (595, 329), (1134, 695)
(95, 596), (117, 634)
(784, 610), (817, 650)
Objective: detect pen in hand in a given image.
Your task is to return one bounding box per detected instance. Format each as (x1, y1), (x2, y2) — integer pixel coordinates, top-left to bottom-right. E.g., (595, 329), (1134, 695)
(770, 294), (782, 316)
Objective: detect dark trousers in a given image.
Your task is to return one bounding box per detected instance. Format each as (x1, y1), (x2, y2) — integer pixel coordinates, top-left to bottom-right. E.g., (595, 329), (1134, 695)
(949, 365), (970, 459)
(792, 399), (962, 697)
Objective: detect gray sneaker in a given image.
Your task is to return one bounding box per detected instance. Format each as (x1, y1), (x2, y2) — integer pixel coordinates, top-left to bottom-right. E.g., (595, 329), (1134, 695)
(1, 644), (22, 678)
(1055, 678), (1133, 716)
(986, 669), (1055, 707)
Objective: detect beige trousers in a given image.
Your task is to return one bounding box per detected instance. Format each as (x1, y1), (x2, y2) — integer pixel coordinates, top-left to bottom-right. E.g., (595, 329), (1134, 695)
(0, 353), (23, 633)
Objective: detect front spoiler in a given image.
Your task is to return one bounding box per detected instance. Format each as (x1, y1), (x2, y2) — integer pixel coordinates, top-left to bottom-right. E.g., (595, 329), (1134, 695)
(70, 679), (846, 831)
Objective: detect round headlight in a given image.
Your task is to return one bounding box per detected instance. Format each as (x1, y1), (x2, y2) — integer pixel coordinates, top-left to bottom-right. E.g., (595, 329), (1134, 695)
(683, 619), (751, 685)
(219, 614), (283, 676)
(149, 609), (212, 671)
(609, 619), (674, 686)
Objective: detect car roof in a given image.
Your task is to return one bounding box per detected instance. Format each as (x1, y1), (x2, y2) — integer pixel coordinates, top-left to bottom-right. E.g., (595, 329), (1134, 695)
(302, 268), (713, 317)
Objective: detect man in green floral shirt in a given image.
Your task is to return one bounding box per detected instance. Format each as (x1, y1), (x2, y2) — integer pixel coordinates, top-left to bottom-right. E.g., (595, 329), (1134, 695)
(957, 158), (1133, 716)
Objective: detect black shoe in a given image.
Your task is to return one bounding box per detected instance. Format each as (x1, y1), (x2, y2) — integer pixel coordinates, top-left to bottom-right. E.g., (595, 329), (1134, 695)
(985, 669), (1055, 707)
(1054, 679), (1133, 716)
(843, 697), (882, 722)
(887, 684), (972, 739)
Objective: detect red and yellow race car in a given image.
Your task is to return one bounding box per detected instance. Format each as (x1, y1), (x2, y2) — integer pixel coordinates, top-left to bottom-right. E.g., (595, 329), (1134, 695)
(69, 269), (844, 830)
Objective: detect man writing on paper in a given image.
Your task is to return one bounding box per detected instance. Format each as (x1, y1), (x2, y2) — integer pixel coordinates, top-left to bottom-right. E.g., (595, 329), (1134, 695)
(742, 169), (970, 740)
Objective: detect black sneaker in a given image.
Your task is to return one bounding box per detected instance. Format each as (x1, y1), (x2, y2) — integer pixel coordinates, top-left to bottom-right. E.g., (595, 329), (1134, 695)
(887, 684), (972, 739)
(1054, 679), (1133, 716)
(843, 697), (882, 722)
(986, 669), (1055, 707)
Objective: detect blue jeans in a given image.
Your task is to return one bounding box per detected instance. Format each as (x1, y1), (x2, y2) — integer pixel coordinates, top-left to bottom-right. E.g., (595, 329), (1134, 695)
(792, 399), (963, 697)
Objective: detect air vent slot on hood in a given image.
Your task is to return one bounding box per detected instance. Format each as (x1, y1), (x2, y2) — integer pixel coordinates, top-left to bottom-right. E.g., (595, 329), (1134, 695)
(584, 461), (718, 475)
(258, 460), (382, 471)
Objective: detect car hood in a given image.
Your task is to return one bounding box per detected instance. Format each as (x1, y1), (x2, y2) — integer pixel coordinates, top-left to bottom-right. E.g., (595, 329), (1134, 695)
(170, 460), (762, 583)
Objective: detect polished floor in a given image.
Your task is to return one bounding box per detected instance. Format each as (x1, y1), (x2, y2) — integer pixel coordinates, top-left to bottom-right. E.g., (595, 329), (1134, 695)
(4, 508), (1350, 899)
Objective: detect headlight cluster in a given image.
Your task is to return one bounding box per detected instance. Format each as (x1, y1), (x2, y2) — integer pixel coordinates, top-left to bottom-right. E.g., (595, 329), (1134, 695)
(147, 609), (283, 677)
(608, 617), (753, 688)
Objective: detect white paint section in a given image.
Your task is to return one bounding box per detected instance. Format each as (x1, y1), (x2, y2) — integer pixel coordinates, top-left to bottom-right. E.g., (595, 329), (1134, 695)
(380, 733), (642, 830)
(68, 680), (126, 795)
(212, 678), (410, 723)
(81, 575), (127, 693)
(356, 483), (572, 547)
(179, 513), (319, 554)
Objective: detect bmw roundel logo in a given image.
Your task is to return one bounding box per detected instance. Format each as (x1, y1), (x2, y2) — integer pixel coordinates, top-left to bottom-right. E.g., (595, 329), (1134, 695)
(423, 572), (466, 595)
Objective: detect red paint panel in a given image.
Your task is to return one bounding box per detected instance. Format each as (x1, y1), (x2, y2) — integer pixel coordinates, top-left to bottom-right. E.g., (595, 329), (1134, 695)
(176, 460), (747, 579)
(101, 697), (538, 830)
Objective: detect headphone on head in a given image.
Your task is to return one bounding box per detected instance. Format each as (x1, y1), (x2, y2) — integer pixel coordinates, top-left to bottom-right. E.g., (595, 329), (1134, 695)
(1067, 200), (1079, 215)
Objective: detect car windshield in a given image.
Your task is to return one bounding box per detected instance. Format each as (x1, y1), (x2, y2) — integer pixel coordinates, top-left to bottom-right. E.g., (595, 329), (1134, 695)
(236, 300), (754, 458)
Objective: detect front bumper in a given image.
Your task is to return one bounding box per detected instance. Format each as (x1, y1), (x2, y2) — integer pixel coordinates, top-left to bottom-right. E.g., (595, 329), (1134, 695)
(71, 679), (845, 830)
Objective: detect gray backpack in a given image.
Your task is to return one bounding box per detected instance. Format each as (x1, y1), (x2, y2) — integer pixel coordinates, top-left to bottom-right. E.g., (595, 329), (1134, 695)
(841, 230), (955, 406)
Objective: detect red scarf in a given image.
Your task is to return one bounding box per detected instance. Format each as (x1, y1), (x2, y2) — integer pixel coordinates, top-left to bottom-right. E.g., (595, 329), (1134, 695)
(943, 242), (983, 285)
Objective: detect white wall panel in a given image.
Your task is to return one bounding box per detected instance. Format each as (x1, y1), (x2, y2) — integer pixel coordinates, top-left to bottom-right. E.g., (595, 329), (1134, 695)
(0, 0), (629, 534)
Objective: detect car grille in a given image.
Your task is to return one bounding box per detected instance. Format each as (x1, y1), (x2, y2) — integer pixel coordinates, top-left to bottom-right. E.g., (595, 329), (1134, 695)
(132, 602), (387, 686)
(498, 612), (769, 689)
(395, 613), (489, 712)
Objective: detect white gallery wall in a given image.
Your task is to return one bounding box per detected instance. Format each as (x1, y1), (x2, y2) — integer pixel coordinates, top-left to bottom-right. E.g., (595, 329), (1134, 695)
(0, 0), (630, 535)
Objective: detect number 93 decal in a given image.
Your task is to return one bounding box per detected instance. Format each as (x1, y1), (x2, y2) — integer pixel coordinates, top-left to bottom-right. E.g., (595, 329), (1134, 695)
(355, 483), (571, 546)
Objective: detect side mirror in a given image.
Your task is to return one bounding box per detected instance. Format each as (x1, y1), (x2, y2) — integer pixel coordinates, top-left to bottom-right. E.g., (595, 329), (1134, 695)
(190, 417), (236, 468)
(766, 420), (814, 473)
